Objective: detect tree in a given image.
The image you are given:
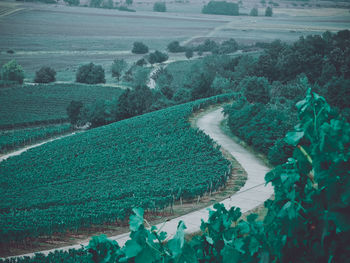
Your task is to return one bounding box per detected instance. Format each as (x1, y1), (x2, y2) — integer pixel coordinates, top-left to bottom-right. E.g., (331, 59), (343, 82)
(76, 63), (105, 84)
(185, 49), (193, 59)
(64, 0), (79, 6)
(125, 0), (132, 5)
(111, 59), (127, 81)
(34, 66), (56, 83)
(66, 100), (83, 125)
(265, 6), (273, 16)
(147, 50), (168, 64)
(132, 42), (149, 54)
(153, 2), (166, 12)
(167, 41), (186, 53)
(250, 7), (258, 16)
(1, 60), (24, 84)
(202, 1), (239, 16)
(90, 0), (103, 7)
(239, 76), (270, 104)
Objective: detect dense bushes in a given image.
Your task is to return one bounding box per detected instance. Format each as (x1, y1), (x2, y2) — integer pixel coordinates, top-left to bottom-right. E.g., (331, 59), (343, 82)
(167, 41), (186, 53)
(148, 50), (168, 64)
(202, 1), (239, 16)
(34, 66), (56, 83)
(111, 59), (127, 81)
(131, 41), (149, 54)
(1, 60), (24, 84)
(76, 63), (105, 84)
(153, 1), (166, 12)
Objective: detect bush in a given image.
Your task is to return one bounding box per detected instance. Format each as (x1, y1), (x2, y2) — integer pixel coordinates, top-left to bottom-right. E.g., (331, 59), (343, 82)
(76, 63), (105, 84)
(167, 41), (186, 53)
(111, 59), (127, 81)
(64, 0), (79, 5)
(1, 60), (24, 84)
(265, 6), (273, 16)
(132, 42), (149, 54)
(185, 49), (193, 59)
(239, 76), (270, 104)
(148, 50), (168, 64)
(90, 0), (103, 7)
(153, 2), (166, 12)
(250, 7), (258, 16)
(202, 1), (239, 16)
(34, 66), (56, 83)
(66, 100), (83, 125)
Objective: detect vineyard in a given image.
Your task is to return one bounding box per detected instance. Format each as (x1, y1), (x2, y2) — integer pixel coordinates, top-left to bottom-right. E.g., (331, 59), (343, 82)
(0, 124), (72, 154)
(2, 90), (348, 263)
(0, 84), (123, 128)
(0, 94), (233, 245)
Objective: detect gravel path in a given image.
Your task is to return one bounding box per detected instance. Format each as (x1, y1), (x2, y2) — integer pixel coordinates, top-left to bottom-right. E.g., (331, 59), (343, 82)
(3, 107), (273, 260)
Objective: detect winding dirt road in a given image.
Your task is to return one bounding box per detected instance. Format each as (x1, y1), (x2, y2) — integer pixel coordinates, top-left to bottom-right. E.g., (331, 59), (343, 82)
(3, 107), (273, 260)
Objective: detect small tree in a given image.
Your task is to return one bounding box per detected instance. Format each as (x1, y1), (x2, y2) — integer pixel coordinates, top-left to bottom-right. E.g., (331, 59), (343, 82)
(239, 76), (270, 104)
(148, 50), (168, 64)
(90, 0), (103, 8)
(153, 2), (166, 12)
(185, 49), (193, 59)
(125, 0), (133, 5)
(111, 59), (127, 81)
(34, 66), (56, 83)
(66, 100), (83, 125)
(265, 6), (273, 16)
(64, 0), (80, 6)
(167, 41), (185, 53)
(1, 60), (24, 84)
(250, 7), (258, 16)
(132, 42), (149, 54)
(76, 63), (105, 84)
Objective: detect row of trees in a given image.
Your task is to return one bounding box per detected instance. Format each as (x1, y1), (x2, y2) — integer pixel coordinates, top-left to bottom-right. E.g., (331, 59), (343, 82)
(250, 6), (273, 16)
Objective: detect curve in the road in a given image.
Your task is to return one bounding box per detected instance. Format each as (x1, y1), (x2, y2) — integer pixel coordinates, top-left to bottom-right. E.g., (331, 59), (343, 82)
(4, 107), (273, 260)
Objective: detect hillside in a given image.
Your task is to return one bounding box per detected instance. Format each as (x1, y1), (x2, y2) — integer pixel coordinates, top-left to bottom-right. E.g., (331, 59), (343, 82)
(0, 94), (232, 246)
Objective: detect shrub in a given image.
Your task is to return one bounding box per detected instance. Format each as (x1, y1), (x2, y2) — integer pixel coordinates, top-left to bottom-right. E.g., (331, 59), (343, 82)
(185, 49), (193, 59)
(202, 1), (239, 16)
(148, 50), (168, 64)
(265, 6), (273, 16)
(132, 42), (149, 54)
(76, 63), (105, 84)
(34, 66), (56, 83)
(111, 59), (127, 81)
(250, 7), (258, 16)
(1, 60), (24, 84)
(66, 100), (83, 125)
(7, 49), (15, 54)
(90, 0), (103, 7)
(167, 41), (186, 53)
(153, 2), (166, 12)
(239, 76), (270, 104)
(64, 0), (79, 5)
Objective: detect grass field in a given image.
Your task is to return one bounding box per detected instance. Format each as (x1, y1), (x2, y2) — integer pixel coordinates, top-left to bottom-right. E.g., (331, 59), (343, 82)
(0, 1), (349, 83)
(0, 83), (123, 128)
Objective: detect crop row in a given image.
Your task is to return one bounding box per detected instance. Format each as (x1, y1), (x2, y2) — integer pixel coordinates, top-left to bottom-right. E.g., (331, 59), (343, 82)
(0, 94), (233, 244)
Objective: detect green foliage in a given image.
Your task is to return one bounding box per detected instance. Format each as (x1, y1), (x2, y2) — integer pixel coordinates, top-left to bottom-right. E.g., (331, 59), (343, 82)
(239, 76), (270, 104)
(0, 94), (233, 244)
(66, 100), (84, 125)
(215, 38), (239, 54)
(0, 124), (72, 154)
(0, 83), (123, 128)
(153, 2), (166, 12)
(34, 66), (56, 83)
(125, 0), (133, 5)
(87, 235), (121, 263)
(132, 42), (149, 54)
(1, 60), (24, 84)
(148, 50), (169, 64)
(250, 7), (258, 16)
(185, 49), (193, 59)
(89, 0), (103, 8)
(111, 59), (127, 81)
(202, 1), (239, 16)
(167, 41), (186, 53)
(64, 0), (80, 6)
(265, 6), (272, 16)
(76, 63), (105, 84)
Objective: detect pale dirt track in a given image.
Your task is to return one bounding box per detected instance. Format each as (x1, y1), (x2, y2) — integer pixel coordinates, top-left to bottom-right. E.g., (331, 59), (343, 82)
(3, 107), (273, 260)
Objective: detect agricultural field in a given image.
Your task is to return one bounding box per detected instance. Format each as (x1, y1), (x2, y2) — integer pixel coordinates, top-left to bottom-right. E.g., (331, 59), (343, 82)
(0, 83), (123, 128)
(0, 1), (349, 83)
(0, 123), (72, 153)
(0, 95), (232, 246)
